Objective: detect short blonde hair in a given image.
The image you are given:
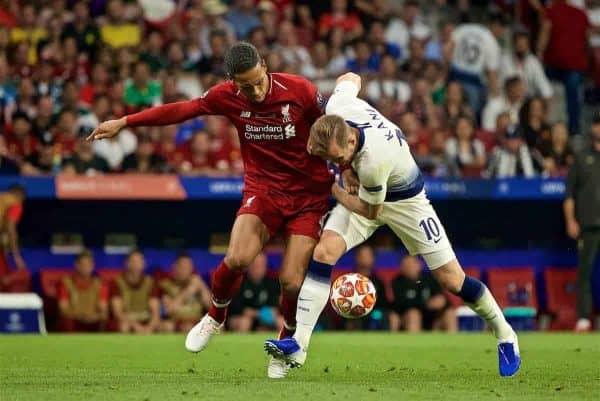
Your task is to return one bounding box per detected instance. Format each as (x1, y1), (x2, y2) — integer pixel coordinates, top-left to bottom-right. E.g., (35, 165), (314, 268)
(308, 115), (348, 158)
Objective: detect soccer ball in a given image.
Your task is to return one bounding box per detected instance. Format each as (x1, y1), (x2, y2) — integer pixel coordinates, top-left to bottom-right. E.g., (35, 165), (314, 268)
(330, 273), (377, 319)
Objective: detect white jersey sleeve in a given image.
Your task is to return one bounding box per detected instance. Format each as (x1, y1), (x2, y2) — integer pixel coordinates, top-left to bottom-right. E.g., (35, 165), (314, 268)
(326, 81), (362, 118)
(357, 159), (392, 205)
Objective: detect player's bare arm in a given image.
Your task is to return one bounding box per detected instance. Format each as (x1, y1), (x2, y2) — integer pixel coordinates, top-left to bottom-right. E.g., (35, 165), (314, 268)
(331, 180), (383, 220)
(336, 72), (362, 91)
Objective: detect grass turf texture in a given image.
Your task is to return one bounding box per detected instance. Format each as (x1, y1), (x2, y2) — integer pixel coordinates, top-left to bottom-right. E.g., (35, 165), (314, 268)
(1, 333), (598, 401)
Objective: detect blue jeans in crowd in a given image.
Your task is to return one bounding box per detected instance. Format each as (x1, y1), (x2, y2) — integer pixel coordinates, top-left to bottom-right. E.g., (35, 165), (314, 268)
(546, 68), (584, 136)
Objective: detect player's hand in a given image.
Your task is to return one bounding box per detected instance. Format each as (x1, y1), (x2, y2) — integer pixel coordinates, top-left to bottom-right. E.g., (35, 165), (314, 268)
(331, 180), (345, 201)
(341, 168), (359, 195)
(336, 72), (362, 91)
(566, 219), (580, 240)
(86, 117), (127, 141)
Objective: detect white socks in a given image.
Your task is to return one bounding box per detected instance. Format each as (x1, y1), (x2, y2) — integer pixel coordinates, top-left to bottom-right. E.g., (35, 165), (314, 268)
(468, 287), (514, 341)
(293, 273), (331, 350)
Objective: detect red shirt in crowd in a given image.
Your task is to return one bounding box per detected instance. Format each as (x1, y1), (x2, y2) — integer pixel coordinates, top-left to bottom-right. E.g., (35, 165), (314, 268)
(318, 12), (362, 35)
(544, 1), (590, 72)
(126, 73), (331, 197)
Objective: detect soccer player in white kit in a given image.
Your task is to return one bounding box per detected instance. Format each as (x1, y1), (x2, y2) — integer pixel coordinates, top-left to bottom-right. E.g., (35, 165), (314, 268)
(264, 73), (521, 377)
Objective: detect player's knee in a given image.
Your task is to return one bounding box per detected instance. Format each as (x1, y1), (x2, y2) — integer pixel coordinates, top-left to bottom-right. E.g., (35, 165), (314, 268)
(279, 272), (302, 294)
(313, 242), (340, 265)
(224, 252), (253, 271)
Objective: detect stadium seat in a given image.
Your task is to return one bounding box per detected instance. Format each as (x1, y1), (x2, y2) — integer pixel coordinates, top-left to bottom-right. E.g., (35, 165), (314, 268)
(487, 267), (537, 330)
(487, 267), (538, 309)
(543, 268), (578, 331)
(97, 268), (123, 285)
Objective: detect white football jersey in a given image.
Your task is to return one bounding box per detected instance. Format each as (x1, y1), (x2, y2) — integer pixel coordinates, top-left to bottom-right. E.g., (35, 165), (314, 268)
(326, 81), (424, 205)
(451, 24), (500, 78)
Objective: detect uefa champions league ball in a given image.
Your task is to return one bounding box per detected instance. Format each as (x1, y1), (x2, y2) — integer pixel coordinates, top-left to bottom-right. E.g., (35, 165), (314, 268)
(330, 273), (377, 319)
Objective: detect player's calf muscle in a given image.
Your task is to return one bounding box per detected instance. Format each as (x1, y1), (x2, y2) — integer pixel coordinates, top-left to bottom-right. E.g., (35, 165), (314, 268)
(431, 259), (466, 293)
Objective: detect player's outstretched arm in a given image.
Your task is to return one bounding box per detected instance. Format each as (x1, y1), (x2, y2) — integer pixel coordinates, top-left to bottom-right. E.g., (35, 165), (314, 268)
(87, 99), (206, 141)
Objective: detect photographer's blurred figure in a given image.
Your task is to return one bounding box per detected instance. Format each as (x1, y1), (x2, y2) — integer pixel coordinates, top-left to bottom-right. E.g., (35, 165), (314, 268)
(160, 253), (211, 333)
(58, 250), (108, 332)
(391, 255), (456, 332)
(348, 245), (390, 330)
(0, 185), (30, 292)
(228, 252), (281, 332)
(564, 117), (600, 332)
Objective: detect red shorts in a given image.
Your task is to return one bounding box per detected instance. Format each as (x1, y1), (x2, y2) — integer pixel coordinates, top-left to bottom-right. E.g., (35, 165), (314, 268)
(236, 187), (329, 240)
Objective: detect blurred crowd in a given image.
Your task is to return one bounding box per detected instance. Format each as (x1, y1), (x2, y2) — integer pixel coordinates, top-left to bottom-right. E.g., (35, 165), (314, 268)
(52, 245), (456, 333)
(1, 0), (599, 178)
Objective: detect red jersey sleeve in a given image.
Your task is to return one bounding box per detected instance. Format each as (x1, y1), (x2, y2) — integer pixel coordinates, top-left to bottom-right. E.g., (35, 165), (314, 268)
(126, 87), (224, 127)
(7, 204), (23, 223)
(300, 79), (325, 124)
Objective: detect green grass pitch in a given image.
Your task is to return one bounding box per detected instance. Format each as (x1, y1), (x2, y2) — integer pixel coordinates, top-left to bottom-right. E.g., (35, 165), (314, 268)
(1, 333), (599, 401)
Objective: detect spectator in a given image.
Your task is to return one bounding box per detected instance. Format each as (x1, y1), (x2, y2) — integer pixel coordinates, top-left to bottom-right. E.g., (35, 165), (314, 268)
(445, 116), (486, 177)
(500, 31), (552, 100)
(197, 30), (230, 88)
(274, 21), (312, 70)
(35, 62), (62, 103)
(400, 36), (427, 82)
(325, 27), (349, 76)
(407, 77), (439, 129)
(365, 54), (411, 108)
(385, 0), (429, 55)
(177, 131), (218, 176)
(79, 64), (110, 106)
(294, 4), (317, 50)
(20, 131), (61, 175)
(53, 108), (79, 156)
(0, 185), (30, 293)
(61, 133), (110, 175)
(100, 0), (141, 49)
(124, 61), (162, 108)
(519, 96), (550, 152)
(346, 39), (378, 76)
(486, 126), (537, 178)
(390, 255), (456, 332)
(10, 3), (47, 65)
(160, 254), (211, 333)
(417, 129), (460, 177)
(32, 96), (56, 136)
(226, 0), (261, 40)
(367, 21), (402, 65)
(139, 30), (167, 74)
(540, 121), (573, 177)
(450, 17), (503, 114)
(0, 136), (19, 175)
(398, 111), (429, 157)
(318, 0), (363, 41)
(564, 117), (600, 332)
(424, 19), (454, 63)
(61, 0), (101, 58)
(14, 77), (37, 119)
(228, 252), (281, 332)
(110, 250), (161, 334)
(58, 250), (108, 332)
(200, 0), (236, 56)
(301, 41), (336, 84)
(0, 53), (17, 124)
(121, 133), (167, 173)
(348, 245), (390, 330)
(537, 0), (589, 135)
(440, 80), (474, 130)
(482, 76), (526, 132)
(5, 111), (37, 161)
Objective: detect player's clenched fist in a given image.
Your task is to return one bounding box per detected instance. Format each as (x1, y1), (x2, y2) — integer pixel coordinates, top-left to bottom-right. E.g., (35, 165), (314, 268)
(86, 117), (127, 141)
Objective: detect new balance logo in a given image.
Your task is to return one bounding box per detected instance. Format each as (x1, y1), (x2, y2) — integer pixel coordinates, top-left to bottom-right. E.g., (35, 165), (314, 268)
(240, 111), (251, 118)
(284, 124), (296, 139)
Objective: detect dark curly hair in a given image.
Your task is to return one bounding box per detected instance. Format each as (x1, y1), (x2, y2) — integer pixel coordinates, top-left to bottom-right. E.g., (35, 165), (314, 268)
(224, 42), (261, 78)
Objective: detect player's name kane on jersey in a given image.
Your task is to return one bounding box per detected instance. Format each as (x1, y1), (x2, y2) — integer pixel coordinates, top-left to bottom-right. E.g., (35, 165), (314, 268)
(326, 81), (424, 205)
(127, 73), (332, 195)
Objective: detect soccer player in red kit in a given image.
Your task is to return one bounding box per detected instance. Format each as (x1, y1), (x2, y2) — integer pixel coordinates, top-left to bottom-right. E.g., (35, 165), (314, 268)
(87, 42), (331, 378)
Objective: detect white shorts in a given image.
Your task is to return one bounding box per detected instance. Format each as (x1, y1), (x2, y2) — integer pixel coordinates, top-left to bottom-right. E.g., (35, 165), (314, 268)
(324, 190), (456, 270)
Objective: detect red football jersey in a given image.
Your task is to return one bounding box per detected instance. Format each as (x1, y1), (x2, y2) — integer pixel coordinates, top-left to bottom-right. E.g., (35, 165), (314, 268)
(126, 73), (332, 195)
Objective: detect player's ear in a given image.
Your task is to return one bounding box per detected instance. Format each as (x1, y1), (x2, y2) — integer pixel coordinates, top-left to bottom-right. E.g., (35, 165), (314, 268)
(261, 59), (267, 73)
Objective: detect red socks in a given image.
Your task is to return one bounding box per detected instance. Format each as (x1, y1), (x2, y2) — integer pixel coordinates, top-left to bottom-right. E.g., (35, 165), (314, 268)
(279, 293), (298, 337)
(208, 261), (244, 323)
